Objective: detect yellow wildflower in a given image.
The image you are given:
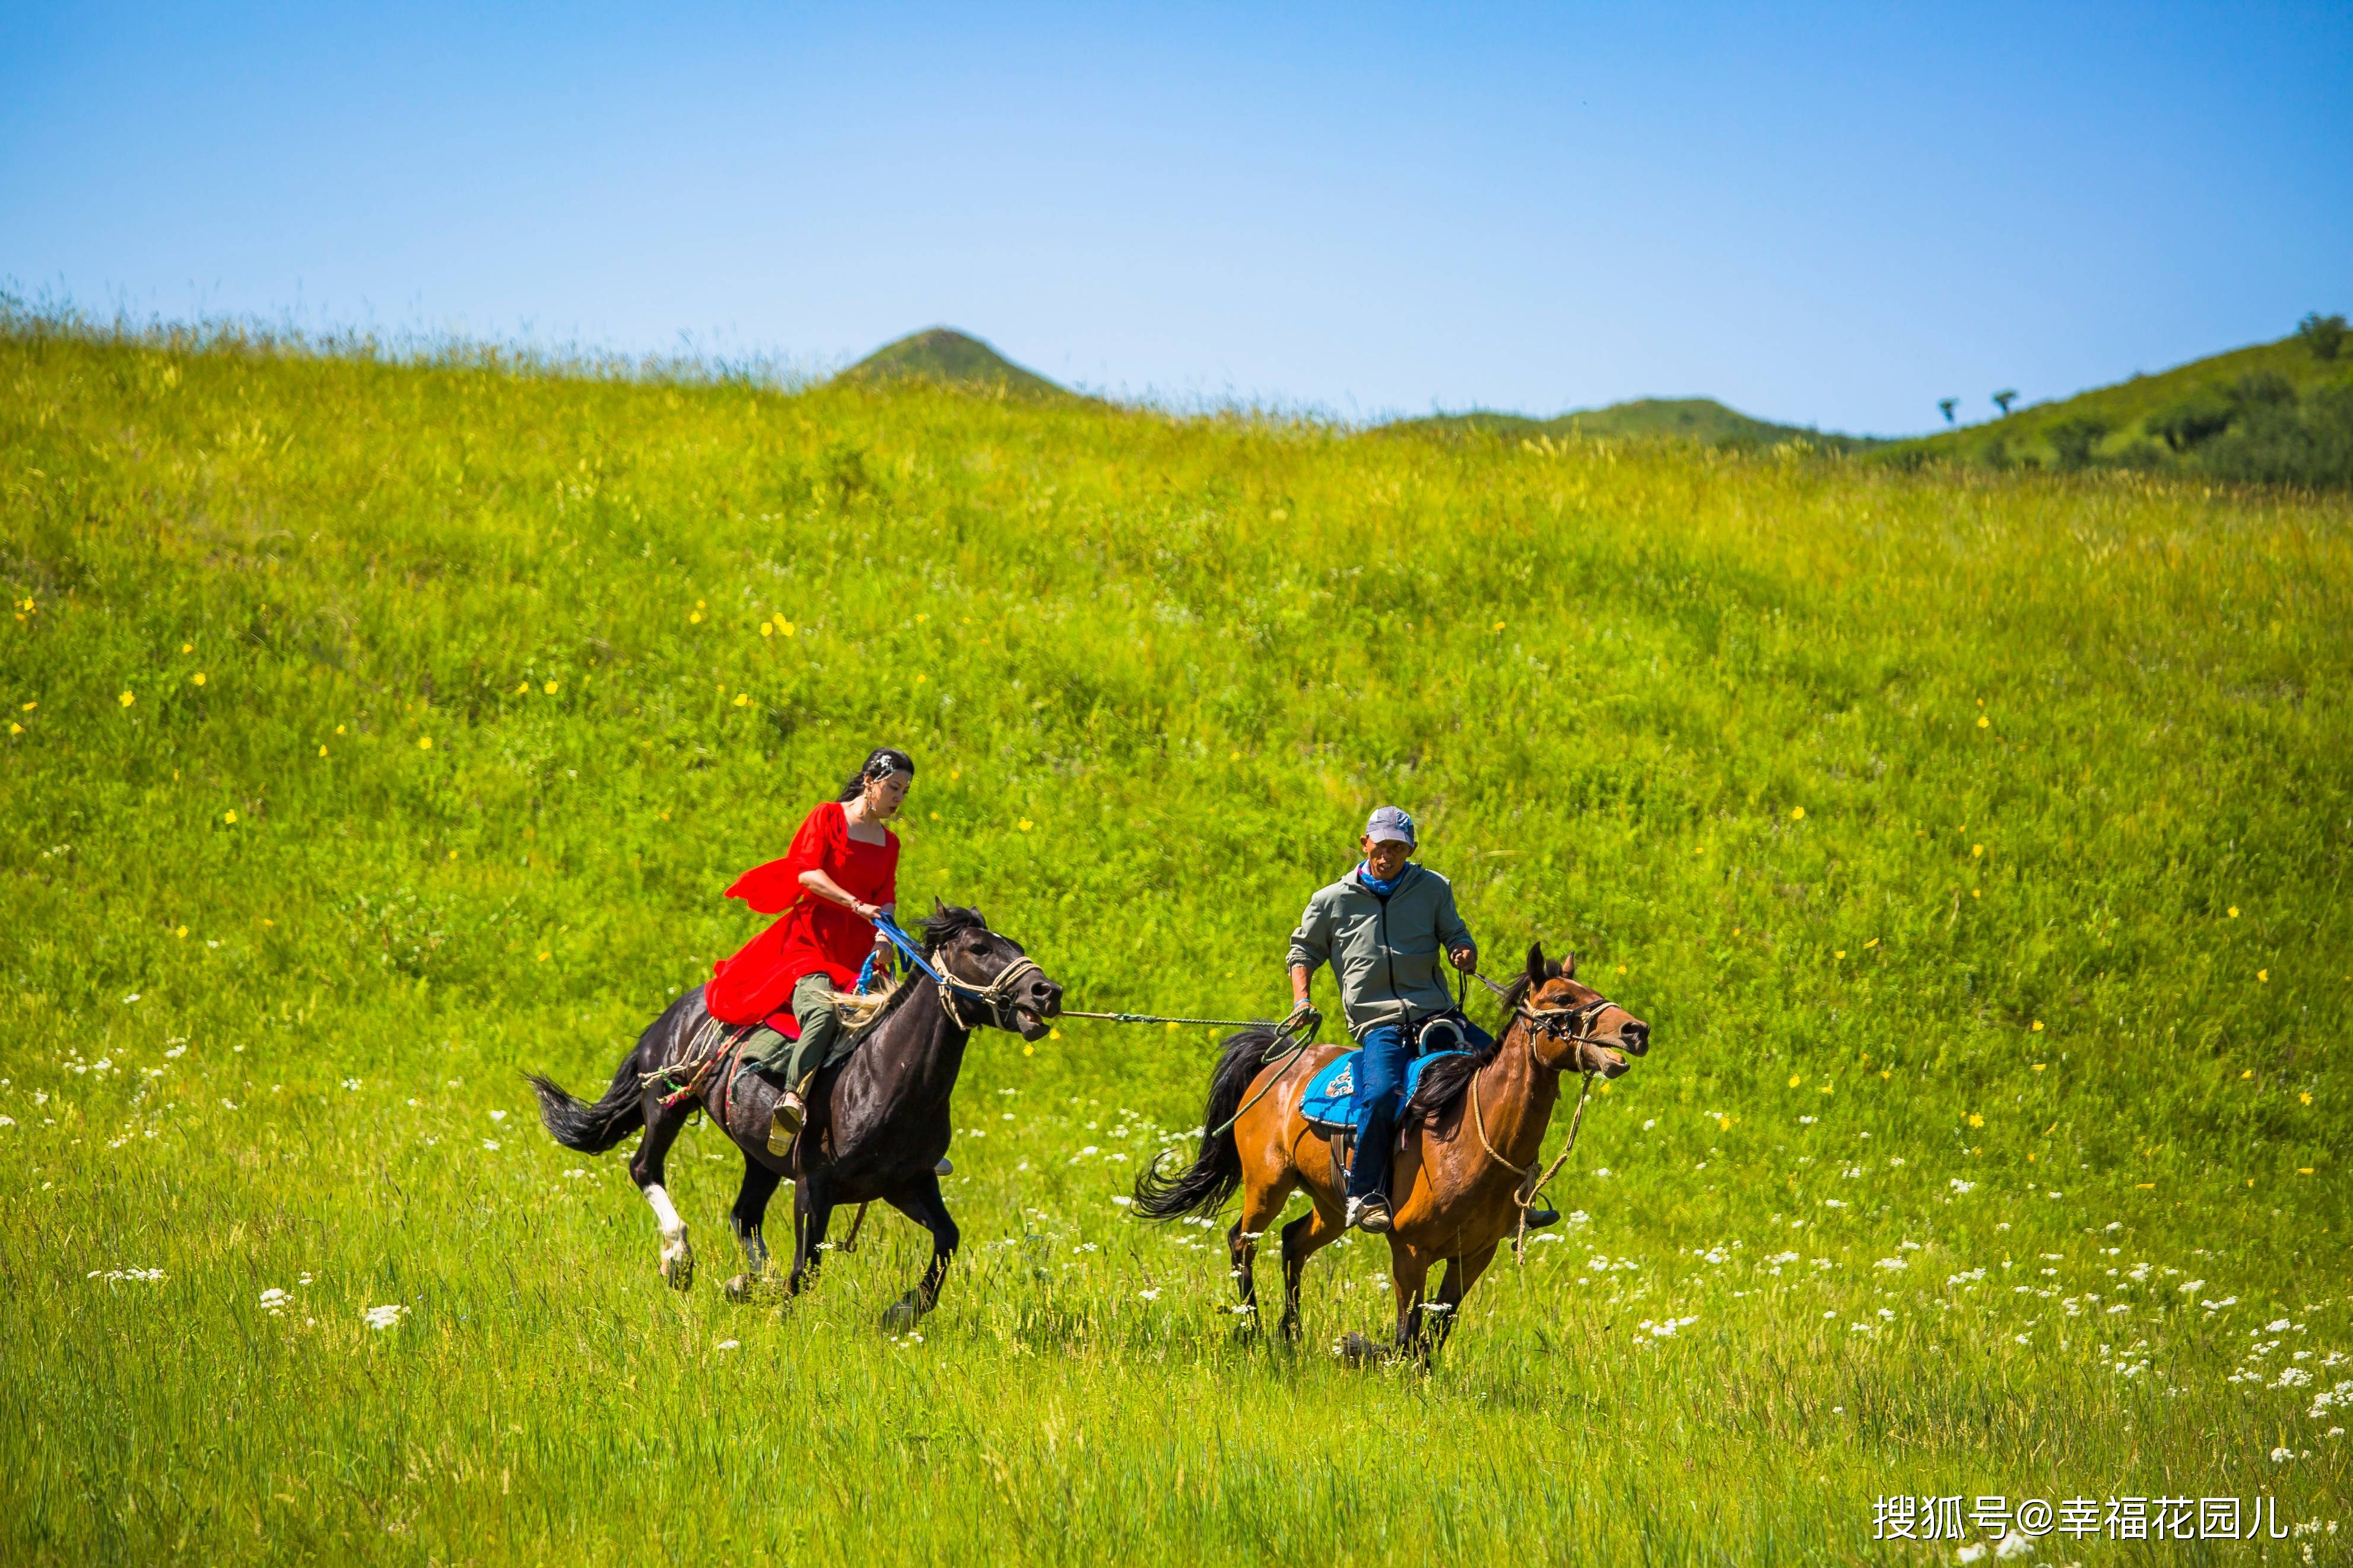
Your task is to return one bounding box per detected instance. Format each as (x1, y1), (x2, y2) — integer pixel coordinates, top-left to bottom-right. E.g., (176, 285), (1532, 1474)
(2227, 906), (2239, 918)
(417, 736), (433, 750)
(543, 680), (558, 695)
(2257, 969), (2268, 982)
(2031, 1020), (2043, 1032)
(1787, 1074), (1802, 1088)
(1018, 819), (1034, 831)
(1789, 806), (1805, 820)
(1976, 715), (1990, 729)
(192, 672), (206, 686)
(224, 810), (237, 824)
(1967, 1112), (1983, 1128)
(119, 691), (135, 707)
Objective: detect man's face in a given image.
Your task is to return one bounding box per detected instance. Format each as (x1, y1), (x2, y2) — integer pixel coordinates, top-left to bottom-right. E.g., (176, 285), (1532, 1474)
(1361, 835), (1414, 880)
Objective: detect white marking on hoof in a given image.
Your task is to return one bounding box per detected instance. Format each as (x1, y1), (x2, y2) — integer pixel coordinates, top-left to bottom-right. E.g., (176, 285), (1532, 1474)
(646, 1183), (693, 1289)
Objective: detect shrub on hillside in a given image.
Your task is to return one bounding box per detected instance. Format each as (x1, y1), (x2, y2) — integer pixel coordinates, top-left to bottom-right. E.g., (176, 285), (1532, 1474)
(2201, 381), (2353, 489)
(2149, 387), (2236, 453)
(2046, 416), (2110, 471)
(2297, 311), (2348, 362)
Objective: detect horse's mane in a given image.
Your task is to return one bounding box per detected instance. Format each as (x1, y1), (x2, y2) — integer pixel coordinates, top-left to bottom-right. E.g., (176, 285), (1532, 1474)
(1398, 965), (1551, 1133)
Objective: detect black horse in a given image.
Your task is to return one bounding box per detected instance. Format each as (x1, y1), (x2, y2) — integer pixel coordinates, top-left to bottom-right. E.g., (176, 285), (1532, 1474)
(530, 904), (1061, 1328)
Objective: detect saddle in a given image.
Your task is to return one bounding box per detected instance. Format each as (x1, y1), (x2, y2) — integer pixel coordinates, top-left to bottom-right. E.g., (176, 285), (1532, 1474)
(1301, 1045), (1467, 1194)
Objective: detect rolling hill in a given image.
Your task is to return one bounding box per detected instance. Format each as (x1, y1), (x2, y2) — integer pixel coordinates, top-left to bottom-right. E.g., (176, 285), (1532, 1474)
(1878, 320), (2353, 475)
(837, 326), (1074, 400)
(1390, 396), (1887, 453)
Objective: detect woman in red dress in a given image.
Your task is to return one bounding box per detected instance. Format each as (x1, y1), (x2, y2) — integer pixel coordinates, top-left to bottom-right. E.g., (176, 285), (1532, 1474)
(706, 746), (913, 1153)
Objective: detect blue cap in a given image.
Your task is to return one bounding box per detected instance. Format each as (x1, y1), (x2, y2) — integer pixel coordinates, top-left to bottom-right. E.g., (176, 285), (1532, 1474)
(1364, 806), (1417, 845)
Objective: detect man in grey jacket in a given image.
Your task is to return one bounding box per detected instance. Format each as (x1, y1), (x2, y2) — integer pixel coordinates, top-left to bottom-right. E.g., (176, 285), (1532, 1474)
(1287, 806), (1497, 1233)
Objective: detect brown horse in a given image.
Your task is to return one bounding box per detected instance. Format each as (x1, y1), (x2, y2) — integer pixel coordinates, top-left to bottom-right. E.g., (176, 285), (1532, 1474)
(1133, 943), (1647, 1360)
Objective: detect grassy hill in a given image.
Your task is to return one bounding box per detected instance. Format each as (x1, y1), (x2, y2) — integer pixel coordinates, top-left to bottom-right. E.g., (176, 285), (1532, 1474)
(1882, 322), (2353, 478)
(1394, 396), (1886, 453)
(3, 317), (2348, 1565)
(837, 325), (1074, 400)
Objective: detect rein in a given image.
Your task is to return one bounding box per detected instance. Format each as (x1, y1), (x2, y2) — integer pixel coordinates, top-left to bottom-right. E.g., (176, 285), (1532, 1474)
(1463, 968), (1620, 1257)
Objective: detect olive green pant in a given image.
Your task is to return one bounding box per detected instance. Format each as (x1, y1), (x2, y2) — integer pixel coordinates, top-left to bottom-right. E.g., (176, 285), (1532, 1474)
(741, 972), (842, 1088)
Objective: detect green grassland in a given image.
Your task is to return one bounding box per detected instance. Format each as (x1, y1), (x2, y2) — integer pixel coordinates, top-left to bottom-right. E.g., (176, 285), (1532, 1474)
(4, 317), (2350, 1565)
(1389, 395), (1885, 453)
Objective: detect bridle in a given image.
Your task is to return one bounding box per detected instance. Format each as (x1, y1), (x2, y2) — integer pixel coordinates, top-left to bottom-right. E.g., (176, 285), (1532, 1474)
(1512, 994), (1621, 1074)
(868, 911), (1047, 1033)
(931, 944), (1046, 1032)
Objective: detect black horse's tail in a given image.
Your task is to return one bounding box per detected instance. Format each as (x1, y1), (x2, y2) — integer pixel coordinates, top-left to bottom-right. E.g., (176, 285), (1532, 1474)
(1131, 1029), (1276, 1221)
(529, 1039), (650, 1156)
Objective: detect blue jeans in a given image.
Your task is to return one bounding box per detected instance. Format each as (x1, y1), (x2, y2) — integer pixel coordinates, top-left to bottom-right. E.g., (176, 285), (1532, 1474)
(1346, 1012), (1495, 1202)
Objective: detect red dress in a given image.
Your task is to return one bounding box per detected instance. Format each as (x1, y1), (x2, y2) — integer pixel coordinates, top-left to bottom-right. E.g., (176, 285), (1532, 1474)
(706, 802), (899, 1026)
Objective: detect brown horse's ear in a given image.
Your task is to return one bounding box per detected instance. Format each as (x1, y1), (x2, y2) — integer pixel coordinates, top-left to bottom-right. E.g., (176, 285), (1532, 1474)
(1561, 950), (1578, 980)
(1526, 943), (1547, 988)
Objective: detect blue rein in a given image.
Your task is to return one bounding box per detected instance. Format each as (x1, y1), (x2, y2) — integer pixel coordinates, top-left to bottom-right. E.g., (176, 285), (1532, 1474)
(870, 912), (948, 987)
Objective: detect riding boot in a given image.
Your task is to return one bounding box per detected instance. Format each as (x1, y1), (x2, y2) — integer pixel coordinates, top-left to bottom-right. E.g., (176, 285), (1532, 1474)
(767, 1072), (818, 1157)
(767, 1092), (802, 1156)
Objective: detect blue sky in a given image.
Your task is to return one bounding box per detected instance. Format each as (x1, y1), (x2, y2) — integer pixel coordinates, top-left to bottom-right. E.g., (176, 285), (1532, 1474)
(4, 2), (2346, 434)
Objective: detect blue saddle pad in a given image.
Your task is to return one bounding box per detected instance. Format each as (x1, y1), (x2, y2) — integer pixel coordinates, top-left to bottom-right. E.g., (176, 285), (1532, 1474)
(1300, 1049), (1465, 1131)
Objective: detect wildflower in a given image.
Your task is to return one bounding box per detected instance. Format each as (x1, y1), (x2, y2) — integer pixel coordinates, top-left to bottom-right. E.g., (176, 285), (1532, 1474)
(1790, 806), (1805, 820)
(259, 1287), (290, 1313)
(1138, 1288), (1160, 1301)
(417, 737), (432, 750)
(731, 693), (748, 707)
(1018, 819), (1033, 831)
(192, 672), (206, 686)
(2031, 1020), (2043, 1032)
(363, 1304), (408, 1330)
(1789, 1074), (1802, 1088)
(1976, 716), (1989, 729)
(543, 680), (559, 695)
(2258, 969), (2269, 982)
(488, 1109), (506, 1122)
(2228, 906), (2239, 918)
(1972, 844), (1983, 857)
(483, 1139), (501, 1151)
(715, 1339), (741, 1351)
(119, 691), (135, 707)
(1967, 1112), (1984, 1128)
(779, 621), (795, 637)
(224, 810), (237, 824)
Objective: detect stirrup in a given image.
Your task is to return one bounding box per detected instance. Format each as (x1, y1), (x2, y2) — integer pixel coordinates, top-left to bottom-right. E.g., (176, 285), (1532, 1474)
(1345, 1194), (1392, 1235)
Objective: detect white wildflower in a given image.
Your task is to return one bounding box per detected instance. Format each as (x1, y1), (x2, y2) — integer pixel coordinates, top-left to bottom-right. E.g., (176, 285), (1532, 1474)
(364, 1303), (408, 1330)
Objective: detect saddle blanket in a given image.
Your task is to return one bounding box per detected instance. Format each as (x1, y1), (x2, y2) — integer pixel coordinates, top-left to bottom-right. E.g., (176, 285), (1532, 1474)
(1300, 1049), (1464, 1131)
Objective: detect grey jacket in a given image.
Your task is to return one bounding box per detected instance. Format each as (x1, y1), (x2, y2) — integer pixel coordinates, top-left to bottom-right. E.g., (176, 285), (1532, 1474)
(1287, 863), (1476, 1040)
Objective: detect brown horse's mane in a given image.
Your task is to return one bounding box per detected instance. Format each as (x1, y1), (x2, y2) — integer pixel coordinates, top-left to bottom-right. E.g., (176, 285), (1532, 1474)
(1399, 965), (1552, 1133)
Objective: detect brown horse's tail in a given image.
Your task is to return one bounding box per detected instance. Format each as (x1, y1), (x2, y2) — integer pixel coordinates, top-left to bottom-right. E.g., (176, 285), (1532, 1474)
(1131, 1029), (1273, 1221)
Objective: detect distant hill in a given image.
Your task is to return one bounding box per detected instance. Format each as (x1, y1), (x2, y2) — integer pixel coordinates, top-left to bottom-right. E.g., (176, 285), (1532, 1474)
(1878, 322), (2352, 477)
(1392, 396), (1886, 453)
(837, 327), (1072, 400)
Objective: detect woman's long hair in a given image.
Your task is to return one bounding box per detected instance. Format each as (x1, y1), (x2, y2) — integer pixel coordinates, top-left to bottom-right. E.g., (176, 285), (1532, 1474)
(837, 746), (916, 802)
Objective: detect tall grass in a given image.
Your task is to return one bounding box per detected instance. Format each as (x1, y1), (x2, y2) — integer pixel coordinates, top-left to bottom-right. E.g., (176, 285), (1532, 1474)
(2, 320), (2348, 1564)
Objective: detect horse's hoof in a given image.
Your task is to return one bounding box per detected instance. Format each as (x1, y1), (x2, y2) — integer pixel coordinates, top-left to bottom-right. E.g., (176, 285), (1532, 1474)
(1334, 1332), (1385, 1366)
(879, 1293), (928, 1333)
(661, 1247), (695, 1293)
